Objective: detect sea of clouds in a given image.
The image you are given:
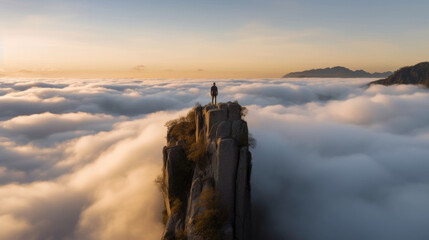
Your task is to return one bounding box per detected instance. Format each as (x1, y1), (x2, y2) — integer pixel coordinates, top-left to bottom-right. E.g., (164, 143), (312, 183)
(0, 77), (429, 240)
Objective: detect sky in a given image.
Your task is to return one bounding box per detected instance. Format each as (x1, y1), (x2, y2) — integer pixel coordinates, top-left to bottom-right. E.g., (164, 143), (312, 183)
(1, 77), (429, 240)
(0, 0), (429, 77)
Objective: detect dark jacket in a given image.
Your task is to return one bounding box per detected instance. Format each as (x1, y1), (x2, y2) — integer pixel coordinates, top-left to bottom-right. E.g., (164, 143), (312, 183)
(211, 86), (218, 96)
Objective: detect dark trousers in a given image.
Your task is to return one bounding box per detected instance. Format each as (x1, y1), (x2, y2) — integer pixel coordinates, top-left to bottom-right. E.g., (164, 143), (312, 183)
(211, 95), (217, 105)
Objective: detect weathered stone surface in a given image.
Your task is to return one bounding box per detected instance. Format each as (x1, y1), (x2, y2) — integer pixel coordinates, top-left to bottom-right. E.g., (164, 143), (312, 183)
(208, 122), (220, 141)
(207, 140), (217, 177)
(162, 212), (180, 240)
(232, 120), (244, 143)
(231, 120), (248, 147)
(162, 146), (171, 215)
(185, 176), (203, 239)
(205, 109), (227, 136)
(228, 102), (242, 120)
(195, 106), (203, 142)
(163, 145), (192, 215)
(207, 139), (217, 156)
(203, 105), (216, 115)
(162, 213), (186, 240)
(202, 177), (215, 191)
(164, 145), (183, 215)
(186, 177), (203, 223)
(217, 102), (228, 111)
(215, 138), (238, 227)
(235, 147), (251, 240)
(216, 120), (232, 139)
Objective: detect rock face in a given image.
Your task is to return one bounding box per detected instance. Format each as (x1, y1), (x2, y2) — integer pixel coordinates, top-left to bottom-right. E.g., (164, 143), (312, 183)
(160, 102), (252, 240)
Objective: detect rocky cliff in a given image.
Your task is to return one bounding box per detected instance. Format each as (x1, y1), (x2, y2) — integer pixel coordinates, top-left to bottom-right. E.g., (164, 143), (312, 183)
(369, 62), (429, 87)
(159, 102), (252, 240)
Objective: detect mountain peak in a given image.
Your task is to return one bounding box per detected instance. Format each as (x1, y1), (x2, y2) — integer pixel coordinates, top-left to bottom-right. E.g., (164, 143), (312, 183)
(369, 62), (429, 87)
(283, 66), (392, 78)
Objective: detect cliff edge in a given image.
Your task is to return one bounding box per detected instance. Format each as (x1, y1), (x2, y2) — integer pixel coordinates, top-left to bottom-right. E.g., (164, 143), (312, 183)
(158, 102), (253, 240)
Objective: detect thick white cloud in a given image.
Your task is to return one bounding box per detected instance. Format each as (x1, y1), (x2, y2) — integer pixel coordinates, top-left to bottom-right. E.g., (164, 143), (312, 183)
(0, 77), (428, 240)
(0, 110), (180, 240)
(0, 112), (117, 141)
(245, 83), (429, 240)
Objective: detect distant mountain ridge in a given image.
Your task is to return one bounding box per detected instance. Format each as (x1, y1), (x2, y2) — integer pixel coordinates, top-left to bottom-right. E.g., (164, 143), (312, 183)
(369, 62), (429, 87)
(283, 66), (392, 78)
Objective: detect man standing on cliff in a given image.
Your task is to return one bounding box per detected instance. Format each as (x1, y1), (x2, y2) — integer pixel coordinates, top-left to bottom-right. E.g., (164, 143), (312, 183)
(211, 82), (218, 105)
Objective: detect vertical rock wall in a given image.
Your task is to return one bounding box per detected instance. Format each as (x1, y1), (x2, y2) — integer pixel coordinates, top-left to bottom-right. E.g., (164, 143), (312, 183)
(161, 102), (252, 240)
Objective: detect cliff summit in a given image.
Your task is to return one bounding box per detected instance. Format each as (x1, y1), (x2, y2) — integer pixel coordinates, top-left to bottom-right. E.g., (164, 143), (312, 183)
(158, 102), (253, 240)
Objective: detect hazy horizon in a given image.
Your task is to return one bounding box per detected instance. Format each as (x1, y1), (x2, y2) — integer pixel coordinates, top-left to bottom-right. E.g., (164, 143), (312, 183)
(1, 0), (429, 78)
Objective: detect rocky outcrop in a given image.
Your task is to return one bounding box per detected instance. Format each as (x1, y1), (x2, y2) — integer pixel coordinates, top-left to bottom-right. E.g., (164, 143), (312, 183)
(160, 102), (252, 240)
(369, 62), (429, 87)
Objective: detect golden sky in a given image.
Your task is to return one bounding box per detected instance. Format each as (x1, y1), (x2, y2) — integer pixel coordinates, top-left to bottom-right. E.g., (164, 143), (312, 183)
(1, 0), (428, 78)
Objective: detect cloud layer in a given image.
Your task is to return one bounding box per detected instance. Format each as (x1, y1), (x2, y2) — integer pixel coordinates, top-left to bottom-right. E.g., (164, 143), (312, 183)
(0, 77), (429, 240)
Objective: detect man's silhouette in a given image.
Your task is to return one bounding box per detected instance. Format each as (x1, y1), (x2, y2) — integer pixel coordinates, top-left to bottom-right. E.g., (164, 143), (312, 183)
(211, 82), (218, 105)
